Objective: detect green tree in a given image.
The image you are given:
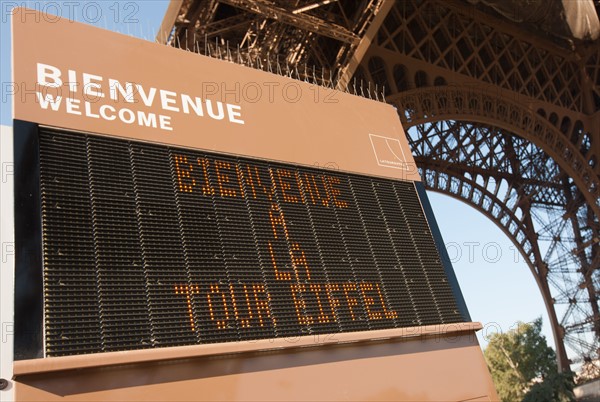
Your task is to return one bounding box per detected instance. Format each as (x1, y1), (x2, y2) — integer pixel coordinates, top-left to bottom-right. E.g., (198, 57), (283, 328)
(522, 370), (575, 402)
(483, 317), (574, 401)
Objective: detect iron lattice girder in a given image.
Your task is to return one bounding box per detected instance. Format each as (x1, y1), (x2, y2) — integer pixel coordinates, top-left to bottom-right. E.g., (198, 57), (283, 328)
(414, 158), (564, 201)
(409, 120), (599, 369)
(217, 0), (359, 44)
(186, 13), (252, 38)
(387, 87), (600, 219)
(414, 157), (538, 264)
(170, 0), (389, 74)
(411, 121), (559, 267)
(374, 0), (585, 111)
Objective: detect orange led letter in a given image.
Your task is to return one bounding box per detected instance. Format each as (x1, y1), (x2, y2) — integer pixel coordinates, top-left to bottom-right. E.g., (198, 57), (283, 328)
(309, 283), (331, 323)
(253, 284), (274, 327)
(290, 243), (311, 281)
(375, 283), (398, 319)
(290, 284), (313, 325)
(325, 283), (340, 317)
(173, 155), (196, 193)
(174, 284), (200, 331)
(359, 283), (398, 320)
(300, 173), (329, 207)
(207, 283), (230, 329)
(234, 165), (247, 198)
(239, 164), (273, 200)
(268, 241), (292, 281)
(228, 283), (248, 328)
(325, 176), (349, 208)
(197, 157), (215, 196)
(359, 283), (382, 320)
(268, 205), (313, 282)
(343, 283), (358, 320)
(240, 284), (254, 328)
(268, 204), (290, 240)
(215, 160), (238, 197)
(275, 169), (300, 203)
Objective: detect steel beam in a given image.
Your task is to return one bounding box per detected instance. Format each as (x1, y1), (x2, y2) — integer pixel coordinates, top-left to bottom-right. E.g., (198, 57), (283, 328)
(218, 0), (359, 44)
(157, 0), (184, 44)
(336, 0), (394, 89)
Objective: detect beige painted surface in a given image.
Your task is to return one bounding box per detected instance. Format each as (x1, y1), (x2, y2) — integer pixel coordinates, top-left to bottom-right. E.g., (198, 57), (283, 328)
(16, 331), (498, 401)
(12, 8), (420, 182)
(13, 323), (482, 376)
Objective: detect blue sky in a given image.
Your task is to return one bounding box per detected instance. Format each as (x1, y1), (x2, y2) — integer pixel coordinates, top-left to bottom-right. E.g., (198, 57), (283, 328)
(0, 1), (554, 350)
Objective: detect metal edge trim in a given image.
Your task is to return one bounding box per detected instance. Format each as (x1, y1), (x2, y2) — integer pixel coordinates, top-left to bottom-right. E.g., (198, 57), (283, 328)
(14, 321), (482, 376)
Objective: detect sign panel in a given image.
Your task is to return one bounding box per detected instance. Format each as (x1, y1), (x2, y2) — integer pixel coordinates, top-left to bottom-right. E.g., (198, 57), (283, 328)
(11, 9), (468, 359)
(6, 8), (498, 402)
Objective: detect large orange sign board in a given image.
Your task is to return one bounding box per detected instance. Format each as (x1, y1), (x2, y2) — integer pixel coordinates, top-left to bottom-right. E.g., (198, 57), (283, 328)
(8, 7), (499, 401)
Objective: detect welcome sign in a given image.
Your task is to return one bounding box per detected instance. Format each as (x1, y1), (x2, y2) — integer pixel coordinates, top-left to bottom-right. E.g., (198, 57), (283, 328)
(7, 7), (499, 402)
(9, 6), (474, 357)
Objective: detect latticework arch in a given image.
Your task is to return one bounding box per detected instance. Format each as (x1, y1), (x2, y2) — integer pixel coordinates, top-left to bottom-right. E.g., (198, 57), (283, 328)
(387, 88), (600, 216)
(404, 118), (599, 370)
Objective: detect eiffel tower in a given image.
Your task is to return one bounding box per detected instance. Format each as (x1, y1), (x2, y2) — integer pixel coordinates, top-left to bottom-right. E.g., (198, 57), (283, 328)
(160, 0), (600, 373)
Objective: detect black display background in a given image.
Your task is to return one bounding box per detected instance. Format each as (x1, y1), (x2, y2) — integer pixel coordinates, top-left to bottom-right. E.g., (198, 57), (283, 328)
(32, 127), (465, 357)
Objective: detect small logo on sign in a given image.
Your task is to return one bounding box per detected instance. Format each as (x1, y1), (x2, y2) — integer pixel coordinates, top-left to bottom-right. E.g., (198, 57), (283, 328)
(369, 134), (409, 170)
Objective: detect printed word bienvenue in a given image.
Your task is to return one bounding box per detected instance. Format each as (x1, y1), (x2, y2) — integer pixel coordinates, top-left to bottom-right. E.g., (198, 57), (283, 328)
(35, 63), (245, 131)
